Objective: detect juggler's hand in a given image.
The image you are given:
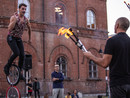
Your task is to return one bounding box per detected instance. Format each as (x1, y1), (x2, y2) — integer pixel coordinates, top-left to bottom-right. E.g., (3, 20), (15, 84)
(83, 51), (94, 60)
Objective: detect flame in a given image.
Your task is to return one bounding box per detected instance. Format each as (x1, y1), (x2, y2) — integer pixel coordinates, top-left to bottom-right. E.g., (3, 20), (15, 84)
(58, 27), (67, 36)
(58, 27), (73, 39)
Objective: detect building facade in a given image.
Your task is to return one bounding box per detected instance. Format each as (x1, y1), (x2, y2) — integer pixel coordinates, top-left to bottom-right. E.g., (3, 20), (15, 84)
(0, 0), (108, 97)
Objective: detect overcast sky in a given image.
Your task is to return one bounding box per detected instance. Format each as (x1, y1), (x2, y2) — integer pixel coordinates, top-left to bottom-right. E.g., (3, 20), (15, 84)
(107, 0), (130, 36)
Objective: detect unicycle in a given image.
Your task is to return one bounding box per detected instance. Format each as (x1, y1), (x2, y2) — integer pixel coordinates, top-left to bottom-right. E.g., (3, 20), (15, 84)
(6, 64), (20, 86)
(6, 86), (21, 98)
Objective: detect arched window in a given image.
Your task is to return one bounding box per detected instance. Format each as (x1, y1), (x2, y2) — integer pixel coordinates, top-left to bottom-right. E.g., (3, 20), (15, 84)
(56, 56), (67, 77)
(89, 60), (98, 78)
(18, 0), (30, 19)
(55, 5), (64, 24)
(86, 10), (96, 29)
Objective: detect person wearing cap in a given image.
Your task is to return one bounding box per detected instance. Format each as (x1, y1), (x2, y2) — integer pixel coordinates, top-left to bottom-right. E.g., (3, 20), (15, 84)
(51, 64), (64, 98)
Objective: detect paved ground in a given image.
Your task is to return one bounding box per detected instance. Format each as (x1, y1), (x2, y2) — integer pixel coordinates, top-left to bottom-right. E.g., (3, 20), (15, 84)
(21, 95), (110, 98)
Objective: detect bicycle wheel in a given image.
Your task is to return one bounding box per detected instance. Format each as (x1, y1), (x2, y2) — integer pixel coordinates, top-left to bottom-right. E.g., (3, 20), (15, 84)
(6, 64), (20, 86)
(6, 86), (20, 98)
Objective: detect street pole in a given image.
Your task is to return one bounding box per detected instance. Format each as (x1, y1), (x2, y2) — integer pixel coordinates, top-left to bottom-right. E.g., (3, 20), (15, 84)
(105, 68), (108, 96)
(105, 67), (110, 98)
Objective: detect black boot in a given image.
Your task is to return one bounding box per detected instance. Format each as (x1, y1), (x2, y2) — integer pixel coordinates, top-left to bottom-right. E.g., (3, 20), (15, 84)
(4, 64), (10, 76)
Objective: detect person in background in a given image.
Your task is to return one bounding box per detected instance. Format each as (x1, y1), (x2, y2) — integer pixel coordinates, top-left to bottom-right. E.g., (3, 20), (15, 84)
(51, 64), (64, 98)
(33, 77), (40, 98)
(71, 89), (79, 98)
(65, 92), (72, 98)
(27, 79), (33, 98)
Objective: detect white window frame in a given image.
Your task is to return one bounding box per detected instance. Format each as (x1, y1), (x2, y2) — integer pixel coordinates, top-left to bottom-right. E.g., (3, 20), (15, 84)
(56, 56), (67, 77)
(18, 0), (30, 19)
(86, 10), (96, 29)
(55, 5), (64, 24)
(89, 60), (98, 79)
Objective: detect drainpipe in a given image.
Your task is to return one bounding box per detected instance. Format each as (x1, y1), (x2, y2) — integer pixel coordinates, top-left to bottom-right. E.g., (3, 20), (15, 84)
(42, 0), (44, 21)
(42, 0), (45, 79)
(43, 32), (45, 79)
(75, 0), (78, 27)
(75, 0), (80, 79)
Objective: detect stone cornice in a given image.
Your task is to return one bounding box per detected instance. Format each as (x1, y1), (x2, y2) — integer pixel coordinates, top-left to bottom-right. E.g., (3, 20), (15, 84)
(0, 18), (108, 40)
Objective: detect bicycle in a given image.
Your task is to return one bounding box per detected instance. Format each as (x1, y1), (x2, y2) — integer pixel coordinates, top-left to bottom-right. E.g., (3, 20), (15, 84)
(6, 86), (21, 98)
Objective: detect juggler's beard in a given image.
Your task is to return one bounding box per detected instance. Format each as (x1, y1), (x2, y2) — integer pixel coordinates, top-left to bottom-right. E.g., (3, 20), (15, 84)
(19, 11), (25, 16)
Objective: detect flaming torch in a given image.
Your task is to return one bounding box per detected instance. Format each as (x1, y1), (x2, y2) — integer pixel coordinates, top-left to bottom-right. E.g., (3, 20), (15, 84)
(58, 27), (87, 52)
(124, 1), (130, 10)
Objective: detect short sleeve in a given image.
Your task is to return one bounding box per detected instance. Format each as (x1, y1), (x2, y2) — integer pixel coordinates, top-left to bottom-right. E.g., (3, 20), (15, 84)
(51, 72), (54, 79)
(104, 38), (114, 55)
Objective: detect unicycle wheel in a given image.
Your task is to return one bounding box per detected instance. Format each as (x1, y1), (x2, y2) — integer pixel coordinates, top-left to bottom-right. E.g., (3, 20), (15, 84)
(6, 64), (20, 86)
(6, 86), (20, 98)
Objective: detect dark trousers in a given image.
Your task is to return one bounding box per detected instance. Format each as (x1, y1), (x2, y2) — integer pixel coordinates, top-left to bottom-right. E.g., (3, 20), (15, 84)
(7, 35), (25, 69)
(34, 90), (40, 98)
(110, 85), (130, 98)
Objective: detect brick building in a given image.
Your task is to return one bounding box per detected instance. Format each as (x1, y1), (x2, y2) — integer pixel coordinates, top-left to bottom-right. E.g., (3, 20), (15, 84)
(0, 0), (108, 97)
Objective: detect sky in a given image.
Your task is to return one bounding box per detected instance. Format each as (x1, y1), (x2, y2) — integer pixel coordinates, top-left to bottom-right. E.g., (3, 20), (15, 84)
(107, 0), (130, 36)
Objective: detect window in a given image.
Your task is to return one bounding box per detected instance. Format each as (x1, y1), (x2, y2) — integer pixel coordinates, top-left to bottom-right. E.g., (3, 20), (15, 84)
(55, 5), (64, 24)
(56, 56), (67, 77)
(86, 10), (96, 29)
(89, 60), (98, 78)
(18, 0), (30, 19)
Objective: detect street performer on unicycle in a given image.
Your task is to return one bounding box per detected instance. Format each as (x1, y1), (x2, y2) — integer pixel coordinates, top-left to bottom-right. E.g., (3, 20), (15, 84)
(4, 3), (31, 76)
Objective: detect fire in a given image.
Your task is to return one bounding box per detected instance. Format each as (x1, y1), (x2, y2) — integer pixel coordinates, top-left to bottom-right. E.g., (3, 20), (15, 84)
(58, 27), (73, 39)
(58, 27), (66, 36)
